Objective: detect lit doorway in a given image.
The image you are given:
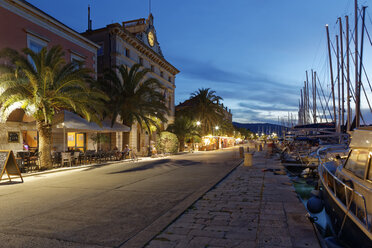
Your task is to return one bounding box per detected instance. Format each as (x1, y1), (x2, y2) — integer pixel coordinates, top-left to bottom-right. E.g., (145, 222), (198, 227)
(67, 132), (86, 151)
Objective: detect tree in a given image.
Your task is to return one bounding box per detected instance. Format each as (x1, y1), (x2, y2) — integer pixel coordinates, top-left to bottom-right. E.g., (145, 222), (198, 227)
(98, 64), (168, 141)
(181, 88), (224, 136)
(167, 115), (199, 152)
(218, 119), (235, 137)
(0, 46), (108, 168)
(156, 131), (178, 154)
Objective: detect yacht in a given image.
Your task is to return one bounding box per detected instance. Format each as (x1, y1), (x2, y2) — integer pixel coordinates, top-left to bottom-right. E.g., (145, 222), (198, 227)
(318, 127), (372, 247)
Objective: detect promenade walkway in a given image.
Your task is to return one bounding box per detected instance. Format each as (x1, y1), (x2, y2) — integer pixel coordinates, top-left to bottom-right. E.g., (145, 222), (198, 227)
(146, 151), (320, 248)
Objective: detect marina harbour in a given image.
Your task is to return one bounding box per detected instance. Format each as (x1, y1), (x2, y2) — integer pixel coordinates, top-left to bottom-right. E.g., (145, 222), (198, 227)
(0, 0), (371, 247)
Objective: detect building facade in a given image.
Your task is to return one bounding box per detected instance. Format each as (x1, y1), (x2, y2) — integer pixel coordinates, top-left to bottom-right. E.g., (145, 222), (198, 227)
(0, 0), (128, 152)
(83, 14), (179, 154)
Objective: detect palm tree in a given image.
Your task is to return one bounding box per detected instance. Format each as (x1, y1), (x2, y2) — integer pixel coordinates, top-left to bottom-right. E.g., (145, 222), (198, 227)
(182, 88), (224, 136)
(98, 64), (169, 143)
(167, 115), (199, 152)
(0, 46), (108, 169)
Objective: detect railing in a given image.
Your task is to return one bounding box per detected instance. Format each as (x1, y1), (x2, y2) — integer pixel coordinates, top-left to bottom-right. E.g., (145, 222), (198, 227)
(319, 162), (371, 232)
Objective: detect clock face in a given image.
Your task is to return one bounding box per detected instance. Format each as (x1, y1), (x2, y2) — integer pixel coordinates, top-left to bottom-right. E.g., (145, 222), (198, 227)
(148, 31), (155, 47)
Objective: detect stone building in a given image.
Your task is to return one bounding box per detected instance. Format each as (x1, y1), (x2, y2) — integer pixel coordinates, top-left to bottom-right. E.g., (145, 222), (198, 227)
(0, 0), (129, 152)
(83, 14), (179, 154)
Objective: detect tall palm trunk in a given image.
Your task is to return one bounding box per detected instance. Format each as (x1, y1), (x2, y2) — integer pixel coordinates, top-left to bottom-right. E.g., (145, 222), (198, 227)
(37, 121), (53, 169)
(179, 137), (185, 152)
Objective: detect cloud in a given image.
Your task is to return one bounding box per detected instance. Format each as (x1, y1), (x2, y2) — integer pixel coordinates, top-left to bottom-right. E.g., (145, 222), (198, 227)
(173, 56), (303, 123)
(238, 102), (297, 112)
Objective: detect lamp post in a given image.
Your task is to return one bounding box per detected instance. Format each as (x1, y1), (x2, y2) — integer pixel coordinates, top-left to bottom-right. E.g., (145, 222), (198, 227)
(192, 121), (201, 152)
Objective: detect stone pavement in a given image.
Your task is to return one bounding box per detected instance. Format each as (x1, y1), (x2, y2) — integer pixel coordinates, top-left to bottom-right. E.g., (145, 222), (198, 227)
(146, 151), (320, 248)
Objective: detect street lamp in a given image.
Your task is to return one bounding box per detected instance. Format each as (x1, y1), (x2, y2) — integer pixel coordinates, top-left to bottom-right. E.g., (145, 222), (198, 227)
(196, 121), (201, 126)
(213, 126), (219, 136)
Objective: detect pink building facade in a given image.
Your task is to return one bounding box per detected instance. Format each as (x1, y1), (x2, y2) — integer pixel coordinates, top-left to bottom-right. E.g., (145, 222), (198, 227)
(0, 0), (98, 71)
(0, 0), (105, 153)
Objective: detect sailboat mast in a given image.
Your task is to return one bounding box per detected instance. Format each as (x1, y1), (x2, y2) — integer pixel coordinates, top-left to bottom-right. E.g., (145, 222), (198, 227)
(306, 71), (310, 124)
(338, 18), (345, 129)
(312, 70), (317, 123)
(301, 89), (304, 125)
(354, 0), (359, 128)
(346, 15), (351, 131)
(336, 35), (341, 132)
(357, 6), (367, 127)
(326, 24), (337, 126)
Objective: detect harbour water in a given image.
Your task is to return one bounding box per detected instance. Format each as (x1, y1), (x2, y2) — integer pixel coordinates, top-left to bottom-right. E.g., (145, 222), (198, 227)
(290, 175), (335, 240)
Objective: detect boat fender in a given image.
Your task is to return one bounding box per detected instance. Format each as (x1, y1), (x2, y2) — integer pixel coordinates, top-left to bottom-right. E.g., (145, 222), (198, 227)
(306, 196), (324, 214)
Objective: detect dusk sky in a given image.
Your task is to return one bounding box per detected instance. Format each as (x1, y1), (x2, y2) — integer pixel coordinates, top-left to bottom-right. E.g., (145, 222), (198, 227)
(28, 0), (372, 124)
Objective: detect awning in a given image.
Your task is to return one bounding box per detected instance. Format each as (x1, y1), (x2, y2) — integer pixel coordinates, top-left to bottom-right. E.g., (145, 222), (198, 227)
(53, 111), (130, 132)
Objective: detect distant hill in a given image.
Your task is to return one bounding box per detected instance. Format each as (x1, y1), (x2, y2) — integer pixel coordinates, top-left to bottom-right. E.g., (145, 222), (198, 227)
(233, 122), (289, 137)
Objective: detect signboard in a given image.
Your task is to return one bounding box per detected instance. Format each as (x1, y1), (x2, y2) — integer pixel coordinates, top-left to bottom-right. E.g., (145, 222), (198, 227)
(0, 150), (23, 183)
(8, 132), (20, 143)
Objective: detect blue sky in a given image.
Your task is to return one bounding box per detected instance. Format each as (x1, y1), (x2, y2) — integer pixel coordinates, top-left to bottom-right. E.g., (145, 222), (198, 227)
(28, 0), (371, 124)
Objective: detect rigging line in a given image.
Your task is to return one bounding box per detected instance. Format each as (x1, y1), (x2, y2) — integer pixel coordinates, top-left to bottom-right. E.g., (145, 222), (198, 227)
(363, 19), (372, 45)
(347, 80), (366, 125)
(317, 74), (334, 121)
(347, 45), (372, 98)
(347, 31), (372, 97)
(360, 62), (372, 93)
(316, 85), (328, 122)
(348, 83), (366, 126)
(360, 82), (372, 112)
(367, 9), (372, 29)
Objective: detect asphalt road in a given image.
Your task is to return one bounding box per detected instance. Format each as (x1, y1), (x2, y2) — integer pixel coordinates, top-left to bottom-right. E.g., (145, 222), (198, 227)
(0, 148), (241, 248)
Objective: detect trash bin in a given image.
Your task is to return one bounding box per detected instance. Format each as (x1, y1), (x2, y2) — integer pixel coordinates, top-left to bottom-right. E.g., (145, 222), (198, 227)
(244, 152), (253, 166)
(239, 147), (244, 158)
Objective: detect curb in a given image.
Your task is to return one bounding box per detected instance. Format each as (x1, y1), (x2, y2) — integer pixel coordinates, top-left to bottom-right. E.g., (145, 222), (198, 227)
(118, 157), (244, 248)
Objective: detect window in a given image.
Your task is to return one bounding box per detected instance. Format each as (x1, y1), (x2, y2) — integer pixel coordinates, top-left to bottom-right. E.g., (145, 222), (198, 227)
(67, 132), (86, 151)
(97, 42), (104, 56)
(160, 71), (163, 78)
(29, 40), (44, 53)
(125, 48), (130, 58)
(168, 76), (172, 83)
(27, 34), (47, 67)
(139, 57), (143, 65)
(70, 53), (85, 69)
(344, 149), (369, 178)
(151, 65), (154, 72)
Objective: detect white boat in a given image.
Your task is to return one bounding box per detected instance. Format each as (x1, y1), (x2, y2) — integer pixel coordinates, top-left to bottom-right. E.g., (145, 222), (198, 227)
(318, 127), (372, 247)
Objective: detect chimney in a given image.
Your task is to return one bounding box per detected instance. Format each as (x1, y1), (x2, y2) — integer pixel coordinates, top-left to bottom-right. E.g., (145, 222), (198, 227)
(87, 5), (92, 31)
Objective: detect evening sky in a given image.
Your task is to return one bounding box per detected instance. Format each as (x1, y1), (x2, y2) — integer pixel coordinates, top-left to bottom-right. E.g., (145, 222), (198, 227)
(27, 0), (372, 124)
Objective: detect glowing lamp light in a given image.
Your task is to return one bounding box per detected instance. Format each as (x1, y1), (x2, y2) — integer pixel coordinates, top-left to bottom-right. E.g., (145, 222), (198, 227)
(196, 121), (201, 126)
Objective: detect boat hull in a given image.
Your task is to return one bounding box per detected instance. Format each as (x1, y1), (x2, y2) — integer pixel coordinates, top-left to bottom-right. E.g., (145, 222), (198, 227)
(321, 184), (372, 247)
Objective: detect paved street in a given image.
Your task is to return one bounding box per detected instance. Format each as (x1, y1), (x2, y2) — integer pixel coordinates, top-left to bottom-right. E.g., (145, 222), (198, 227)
(147, 151), (320, 248)
(0, 148), (241, 248)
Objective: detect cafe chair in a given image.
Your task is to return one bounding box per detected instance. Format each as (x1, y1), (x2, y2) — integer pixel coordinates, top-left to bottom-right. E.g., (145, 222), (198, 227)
(61, 152), (72, 167)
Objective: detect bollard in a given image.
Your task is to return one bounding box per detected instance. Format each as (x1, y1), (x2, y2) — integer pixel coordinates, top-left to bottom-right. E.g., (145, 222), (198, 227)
(246, 146), (249, 153)
(257, 144), (262, 152)
(244, 152), (253, 166)
(239, 147), (244, 158)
